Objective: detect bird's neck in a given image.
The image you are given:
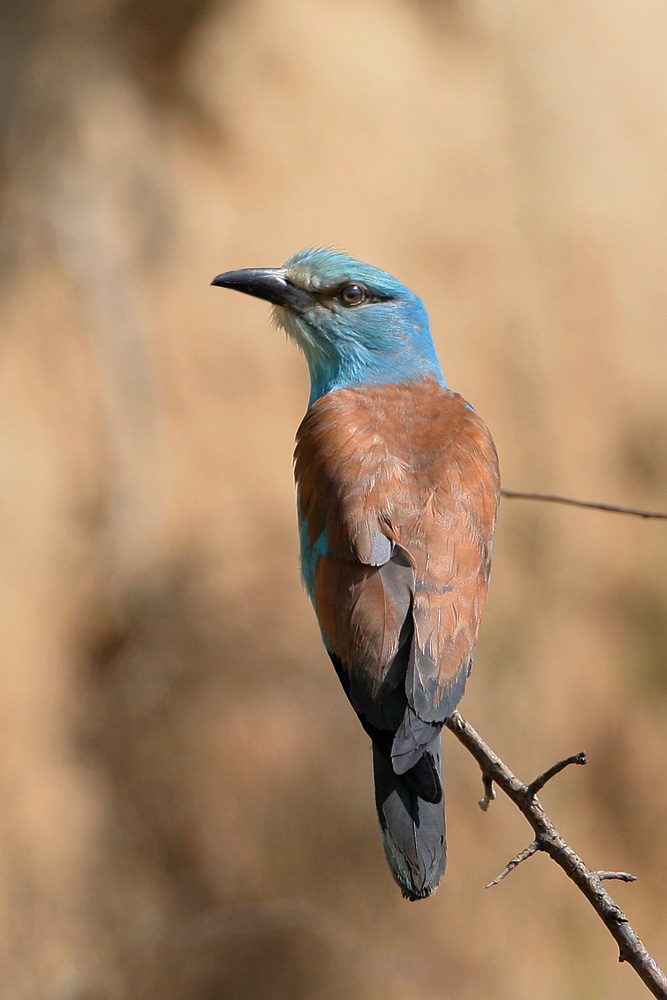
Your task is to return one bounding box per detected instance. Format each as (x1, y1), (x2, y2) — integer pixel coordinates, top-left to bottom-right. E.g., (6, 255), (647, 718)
(305, 345), (446, 406)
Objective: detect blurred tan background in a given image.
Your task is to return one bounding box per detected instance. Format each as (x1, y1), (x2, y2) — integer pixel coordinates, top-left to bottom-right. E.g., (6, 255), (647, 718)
(1, 0), (667, 997)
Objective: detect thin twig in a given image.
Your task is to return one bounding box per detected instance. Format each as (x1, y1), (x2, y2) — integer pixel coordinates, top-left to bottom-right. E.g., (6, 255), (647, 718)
(500, 489), (667, 520)
(597, 872), (638, 883)
(527, 751), (588, 797)
(445, 711), (667, 1000)
(486, 841), (539, 888)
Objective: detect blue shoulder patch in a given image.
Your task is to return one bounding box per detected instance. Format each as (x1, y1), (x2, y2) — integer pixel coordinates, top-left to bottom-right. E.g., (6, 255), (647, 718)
(297, 506), (329, 601)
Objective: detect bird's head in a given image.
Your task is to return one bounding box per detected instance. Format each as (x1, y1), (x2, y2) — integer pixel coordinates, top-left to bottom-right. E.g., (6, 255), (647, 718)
(212, 248), (445, 404)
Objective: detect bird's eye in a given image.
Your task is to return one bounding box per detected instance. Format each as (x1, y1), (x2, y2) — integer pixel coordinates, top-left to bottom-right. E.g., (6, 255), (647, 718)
(338, 283), (367, 306)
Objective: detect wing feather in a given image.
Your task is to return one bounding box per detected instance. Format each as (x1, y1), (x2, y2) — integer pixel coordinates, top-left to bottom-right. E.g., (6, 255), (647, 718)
(295, 379), (499, 771)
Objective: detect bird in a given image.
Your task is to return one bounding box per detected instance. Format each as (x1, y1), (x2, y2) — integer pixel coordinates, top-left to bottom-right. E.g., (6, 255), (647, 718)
(211, 248), (500, 900)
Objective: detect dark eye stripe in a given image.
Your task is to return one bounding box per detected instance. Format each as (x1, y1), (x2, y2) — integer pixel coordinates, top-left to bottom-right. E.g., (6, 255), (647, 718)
(314, 284), (390, 307)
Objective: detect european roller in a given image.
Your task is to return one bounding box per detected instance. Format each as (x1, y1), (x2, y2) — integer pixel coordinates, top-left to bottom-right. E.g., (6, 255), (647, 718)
(211, 248), (500, 900)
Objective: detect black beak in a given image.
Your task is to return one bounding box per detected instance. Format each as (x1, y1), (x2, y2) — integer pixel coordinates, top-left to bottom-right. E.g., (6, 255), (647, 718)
(210, 267), (315, 313)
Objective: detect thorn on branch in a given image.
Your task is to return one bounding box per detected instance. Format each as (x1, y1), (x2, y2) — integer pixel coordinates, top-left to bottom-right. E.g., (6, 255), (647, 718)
(618, 936), (635, 963)
(527, 751), (588, 798)
(478, 774), (495, 811)
(486, 840), (540, 888)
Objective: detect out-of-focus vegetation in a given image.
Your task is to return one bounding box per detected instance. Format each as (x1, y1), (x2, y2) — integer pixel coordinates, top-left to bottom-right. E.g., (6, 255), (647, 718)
(1, 1), (666, 997)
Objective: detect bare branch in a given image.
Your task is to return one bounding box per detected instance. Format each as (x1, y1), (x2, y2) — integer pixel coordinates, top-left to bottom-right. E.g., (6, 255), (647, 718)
(445, 711), (667, 999)
(486, 841), (539, 888)
(500, 489), (667, 520)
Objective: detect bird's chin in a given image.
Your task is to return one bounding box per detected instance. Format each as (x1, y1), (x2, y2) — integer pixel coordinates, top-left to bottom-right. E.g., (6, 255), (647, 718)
(272, 304), (312, 347)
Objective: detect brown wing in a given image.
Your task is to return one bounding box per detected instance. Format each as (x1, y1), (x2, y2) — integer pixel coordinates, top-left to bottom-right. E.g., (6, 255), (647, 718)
(294, 379), (499, 770)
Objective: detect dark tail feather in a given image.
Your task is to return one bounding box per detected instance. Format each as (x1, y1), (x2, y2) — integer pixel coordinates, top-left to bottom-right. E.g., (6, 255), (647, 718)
(402, 748), (442, 803)
(372, 739), (446, 900)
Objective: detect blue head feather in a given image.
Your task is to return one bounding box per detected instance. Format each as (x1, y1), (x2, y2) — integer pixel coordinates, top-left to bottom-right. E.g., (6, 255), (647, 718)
(274, 248), (446, 405)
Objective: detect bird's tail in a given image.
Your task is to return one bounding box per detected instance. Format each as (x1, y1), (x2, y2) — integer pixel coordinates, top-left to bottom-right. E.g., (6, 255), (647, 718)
(372, 738), (446, 900)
